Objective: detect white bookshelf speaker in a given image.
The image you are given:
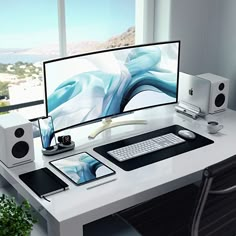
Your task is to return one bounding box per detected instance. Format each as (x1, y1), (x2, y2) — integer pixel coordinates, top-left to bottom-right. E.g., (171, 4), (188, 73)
(0, 113), (35, 168)
(197, 73), (229, 114)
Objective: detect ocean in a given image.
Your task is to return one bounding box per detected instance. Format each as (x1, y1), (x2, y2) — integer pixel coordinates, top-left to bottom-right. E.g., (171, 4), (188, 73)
(0, 53), (59, 64)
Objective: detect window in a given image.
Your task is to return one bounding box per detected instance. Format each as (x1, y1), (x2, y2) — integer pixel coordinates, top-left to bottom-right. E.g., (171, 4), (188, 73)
(0, 0), (146, 120)
(0, 0), (59, 119)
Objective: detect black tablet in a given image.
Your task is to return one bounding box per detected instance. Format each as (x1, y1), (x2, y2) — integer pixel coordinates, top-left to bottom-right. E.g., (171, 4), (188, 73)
(50, 152), (115, 186)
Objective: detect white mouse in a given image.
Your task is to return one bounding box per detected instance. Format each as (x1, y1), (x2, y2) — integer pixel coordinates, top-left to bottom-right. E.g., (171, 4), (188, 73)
(178, 130), (196, 140)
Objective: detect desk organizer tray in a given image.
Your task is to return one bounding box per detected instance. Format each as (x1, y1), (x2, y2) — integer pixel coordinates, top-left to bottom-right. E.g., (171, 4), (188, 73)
(94, 125), (214, 171)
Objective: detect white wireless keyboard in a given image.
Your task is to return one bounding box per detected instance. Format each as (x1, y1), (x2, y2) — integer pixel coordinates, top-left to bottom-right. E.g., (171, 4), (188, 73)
(107, 133), (186, 162)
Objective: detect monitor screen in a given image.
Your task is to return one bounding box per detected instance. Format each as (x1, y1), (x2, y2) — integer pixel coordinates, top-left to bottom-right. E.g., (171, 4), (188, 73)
(43, 41), (180, 133)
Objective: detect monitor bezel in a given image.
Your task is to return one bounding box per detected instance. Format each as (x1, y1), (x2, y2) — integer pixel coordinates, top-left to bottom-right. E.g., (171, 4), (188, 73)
(43, 40), (181, 133)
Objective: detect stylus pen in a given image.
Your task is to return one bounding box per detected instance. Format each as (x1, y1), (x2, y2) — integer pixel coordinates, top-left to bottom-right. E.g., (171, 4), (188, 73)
(87, 178), (117, 190)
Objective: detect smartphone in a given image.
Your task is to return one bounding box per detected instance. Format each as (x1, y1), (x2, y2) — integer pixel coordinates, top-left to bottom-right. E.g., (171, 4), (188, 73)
(38, 116), (57, 149)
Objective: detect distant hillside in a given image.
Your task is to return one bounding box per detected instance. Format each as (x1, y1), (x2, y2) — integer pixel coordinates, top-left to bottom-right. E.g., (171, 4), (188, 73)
(18, 26), (135, 56)
(0, 27), (135, 64)
(67, 26), (135, 55)
(100, 26), (135, 49)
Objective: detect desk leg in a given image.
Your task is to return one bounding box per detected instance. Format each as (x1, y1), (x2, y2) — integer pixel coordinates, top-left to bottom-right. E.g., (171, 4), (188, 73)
(0, 174), (9, 188)
(47, 215), (83, 236)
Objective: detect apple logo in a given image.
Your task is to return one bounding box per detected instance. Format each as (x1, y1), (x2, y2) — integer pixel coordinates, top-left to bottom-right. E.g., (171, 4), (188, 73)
(189, 88), (193, 96)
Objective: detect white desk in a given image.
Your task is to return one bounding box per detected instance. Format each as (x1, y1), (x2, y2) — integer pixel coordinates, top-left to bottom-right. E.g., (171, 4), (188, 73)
(1, 105), (236, 236)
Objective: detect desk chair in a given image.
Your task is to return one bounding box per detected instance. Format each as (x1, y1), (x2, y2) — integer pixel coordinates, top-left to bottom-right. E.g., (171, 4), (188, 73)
(118, 154), (236, 236)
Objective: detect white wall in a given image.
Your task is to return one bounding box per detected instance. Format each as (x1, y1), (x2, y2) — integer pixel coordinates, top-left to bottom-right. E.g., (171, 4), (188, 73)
(154, 0), (220, 74)
(153, 0), (236, 110)
(216, 0), (236, 110)
(169, 0), (217, 75)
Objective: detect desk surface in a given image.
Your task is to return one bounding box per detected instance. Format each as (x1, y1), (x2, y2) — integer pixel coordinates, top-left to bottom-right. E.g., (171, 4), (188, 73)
(1, 105), (236, 236)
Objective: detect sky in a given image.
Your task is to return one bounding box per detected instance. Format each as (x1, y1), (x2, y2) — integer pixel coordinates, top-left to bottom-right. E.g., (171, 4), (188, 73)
(0, 0), (135, 48)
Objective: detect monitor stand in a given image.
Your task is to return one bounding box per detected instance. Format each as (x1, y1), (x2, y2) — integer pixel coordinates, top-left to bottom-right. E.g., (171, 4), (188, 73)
(88, 117), (147, 139)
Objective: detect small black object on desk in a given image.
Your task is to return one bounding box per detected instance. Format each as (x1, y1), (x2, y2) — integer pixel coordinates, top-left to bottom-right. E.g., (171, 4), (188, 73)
(42, 141), (75, 156)
(58, 135), (71, 145)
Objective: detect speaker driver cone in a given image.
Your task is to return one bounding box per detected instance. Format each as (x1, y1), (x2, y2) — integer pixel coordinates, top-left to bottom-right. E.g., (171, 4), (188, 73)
(12, 141), (29, 158)
(215, 93), (225, 107)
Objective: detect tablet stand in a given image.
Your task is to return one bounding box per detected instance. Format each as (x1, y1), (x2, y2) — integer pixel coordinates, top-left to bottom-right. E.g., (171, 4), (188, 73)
(42, 141), (75, 156)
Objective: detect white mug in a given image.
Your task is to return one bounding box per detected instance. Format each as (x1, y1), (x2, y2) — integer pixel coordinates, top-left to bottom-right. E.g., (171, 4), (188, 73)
(207, 121), (223, 134)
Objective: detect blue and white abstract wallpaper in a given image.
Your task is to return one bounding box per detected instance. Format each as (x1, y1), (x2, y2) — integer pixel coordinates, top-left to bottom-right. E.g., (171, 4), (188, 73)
(45, 42), (179, 131)
(38, 116), (56, 148)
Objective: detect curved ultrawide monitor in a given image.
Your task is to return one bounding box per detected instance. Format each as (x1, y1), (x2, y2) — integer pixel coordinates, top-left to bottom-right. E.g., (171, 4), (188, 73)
(43, 41), (180, 133)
